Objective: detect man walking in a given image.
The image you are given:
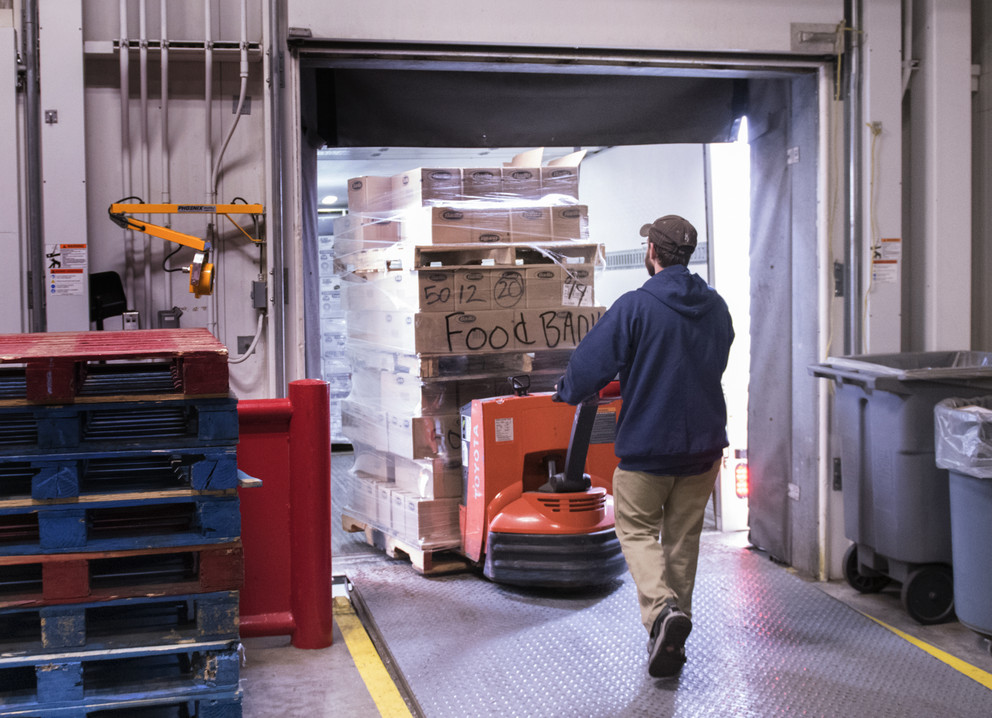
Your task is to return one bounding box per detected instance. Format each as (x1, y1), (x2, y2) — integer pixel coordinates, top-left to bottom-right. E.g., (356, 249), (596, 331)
(555, 214), (734, 678)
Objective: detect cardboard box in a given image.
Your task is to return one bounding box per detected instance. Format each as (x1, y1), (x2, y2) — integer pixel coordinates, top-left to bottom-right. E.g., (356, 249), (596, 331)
(414, 310), (515, 354)
(380, 371), (458, 414)
(377, 482), (395, 526)
(401, 206), (472, 245)
(509, 207), (553, 244)
(491, 268), (527, 310)
(390, 489), (411, 536)
(354, 476), (380, 522)
(551, 204), (589, 242)
(347, 176), (394, 212)
(353, 449), (390, 481)
(334, 211), (402, 254)
(392, 168), (463, 208)
(541, 166), (580, 202)
(501, 167), (542, 200)
(393, 455), (464, 499)
(349, 365), (383, 405)
(465, 208), (511, 244)
(463, 167), (503, 200)
(524, 265), (563, 308)
(344, 270), (455, 313)
(511, 306), (606, 350)
(454, 268), (493, 311)
(387, 411), (461, 462)
(341, 398), (389, 452)
(418, 269), (456, 312)
(402, 496), (461, 546)
(562, 264), (595, 307)
(352, 307), (604, 355)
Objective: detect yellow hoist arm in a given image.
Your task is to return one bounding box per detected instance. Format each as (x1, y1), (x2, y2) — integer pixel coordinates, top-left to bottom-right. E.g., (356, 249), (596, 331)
(107, 201), (265, 298)
(107, 202), (265, 248)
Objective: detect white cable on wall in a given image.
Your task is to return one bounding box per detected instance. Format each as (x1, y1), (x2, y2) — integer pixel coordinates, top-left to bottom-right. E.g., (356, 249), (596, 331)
(229, 311), (266, 364)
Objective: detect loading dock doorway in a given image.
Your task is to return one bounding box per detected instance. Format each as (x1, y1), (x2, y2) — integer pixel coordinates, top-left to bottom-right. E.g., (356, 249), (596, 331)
(296, 46), (829, 576)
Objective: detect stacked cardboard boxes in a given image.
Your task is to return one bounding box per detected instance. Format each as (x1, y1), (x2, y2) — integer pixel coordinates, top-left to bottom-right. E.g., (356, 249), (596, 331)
(337, 150), (605, 552)
(316, 232), (350, 442)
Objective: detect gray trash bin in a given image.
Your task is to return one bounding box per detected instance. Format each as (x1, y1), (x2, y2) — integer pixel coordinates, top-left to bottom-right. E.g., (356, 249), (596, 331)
(810, 351), (992, 624)
(935, 396), (992, 639)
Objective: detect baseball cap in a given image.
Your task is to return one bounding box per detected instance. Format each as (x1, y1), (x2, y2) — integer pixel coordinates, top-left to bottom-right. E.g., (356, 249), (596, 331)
(639, 215), (698, 264)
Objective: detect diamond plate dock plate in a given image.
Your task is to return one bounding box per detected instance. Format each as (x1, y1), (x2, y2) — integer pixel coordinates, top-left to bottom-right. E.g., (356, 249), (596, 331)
(347, 540), (992, 717)
(332, 453), (992, 718)
(332, 456), (992, 718)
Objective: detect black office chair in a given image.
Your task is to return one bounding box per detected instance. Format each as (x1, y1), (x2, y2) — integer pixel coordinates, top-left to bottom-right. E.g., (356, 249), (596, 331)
(89, 271), (128, 330)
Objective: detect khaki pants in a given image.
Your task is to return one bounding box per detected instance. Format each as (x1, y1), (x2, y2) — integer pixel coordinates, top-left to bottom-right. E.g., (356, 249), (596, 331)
(612, 461), (720, 632)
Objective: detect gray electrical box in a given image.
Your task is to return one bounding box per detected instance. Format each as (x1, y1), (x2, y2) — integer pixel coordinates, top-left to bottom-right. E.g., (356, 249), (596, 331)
(158, 306), (183, 329)
(251, 281), (267, 310)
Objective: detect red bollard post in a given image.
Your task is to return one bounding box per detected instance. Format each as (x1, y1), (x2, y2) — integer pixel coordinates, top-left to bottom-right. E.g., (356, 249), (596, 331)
(287, 379), (334, 649)
(237, 379), (333, 648)
(238, 398), (294, 638)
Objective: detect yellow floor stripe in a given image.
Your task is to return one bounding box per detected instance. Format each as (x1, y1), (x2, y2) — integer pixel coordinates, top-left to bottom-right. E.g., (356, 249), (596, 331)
(861, 612), (992, 691)
(334, 596), (414, 718)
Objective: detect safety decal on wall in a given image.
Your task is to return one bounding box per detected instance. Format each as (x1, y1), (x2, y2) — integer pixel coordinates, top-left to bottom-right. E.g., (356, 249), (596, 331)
(871, 237), (901, 284)
(46, 243), (87, 296)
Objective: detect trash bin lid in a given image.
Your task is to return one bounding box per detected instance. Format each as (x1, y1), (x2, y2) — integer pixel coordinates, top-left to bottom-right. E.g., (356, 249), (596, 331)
(823, 352), (992, 380)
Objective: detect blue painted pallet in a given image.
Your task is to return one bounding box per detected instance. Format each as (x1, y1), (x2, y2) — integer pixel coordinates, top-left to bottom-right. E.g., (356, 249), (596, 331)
(0, 641), (240, 715)
(0, 445), (239, 501)
(0, 493), (240, 556)
(0, 690), (241, 717)
(0, 396), (238, 457)
(0, 591), (239, 655)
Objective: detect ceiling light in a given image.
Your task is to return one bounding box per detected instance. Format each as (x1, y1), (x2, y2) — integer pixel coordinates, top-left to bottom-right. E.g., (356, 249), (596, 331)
(321, 194), (338, 205)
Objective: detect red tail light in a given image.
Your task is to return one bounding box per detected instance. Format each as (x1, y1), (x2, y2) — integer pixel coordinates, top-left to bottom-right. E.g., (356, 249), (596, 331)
(734, 462), (749, 498)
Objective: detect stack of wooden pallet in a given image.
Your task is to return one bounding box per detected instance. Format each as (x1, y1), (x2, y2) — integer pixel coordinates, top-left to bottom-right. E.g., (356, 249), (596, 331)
(0, 329), (244, 718)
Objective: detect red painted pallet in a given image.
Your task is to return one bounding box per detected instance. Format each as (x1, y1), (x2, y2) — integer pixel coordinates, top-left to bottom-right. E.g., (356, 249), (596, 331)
(0, 329), (229, 404)
(0, 541), (244, 609)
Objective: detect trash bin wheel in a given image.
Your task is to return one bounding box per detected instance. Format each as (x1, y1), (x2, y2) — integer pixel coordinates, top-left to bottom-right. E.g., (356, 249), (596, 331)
(843, 544), (891, 593)
(901, 564), (955, 625)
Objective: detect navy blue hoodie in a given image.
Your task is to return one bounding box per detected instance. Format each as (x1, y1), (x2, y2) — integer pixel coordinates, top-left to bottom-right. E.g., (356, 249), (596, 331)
(556, 264), (734, 475)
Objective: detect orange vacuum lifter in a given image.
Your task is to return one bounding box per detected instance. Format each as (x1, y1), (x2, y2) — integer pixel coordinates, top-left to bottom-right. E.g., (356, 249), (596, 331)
(108, 200), (264, 297)
(460, 377), (626, 588)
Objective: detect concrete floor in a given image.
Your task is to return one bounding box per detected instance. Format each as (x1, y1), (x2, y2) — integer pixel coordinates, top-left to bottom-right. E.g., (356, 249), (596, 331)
(241, 624), (382, 717)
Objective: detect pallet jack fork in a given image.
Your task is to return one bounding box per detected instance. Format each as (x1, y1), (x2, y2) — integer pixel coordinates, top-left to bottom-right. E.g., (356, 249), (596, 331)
(460, 377), (626, 588)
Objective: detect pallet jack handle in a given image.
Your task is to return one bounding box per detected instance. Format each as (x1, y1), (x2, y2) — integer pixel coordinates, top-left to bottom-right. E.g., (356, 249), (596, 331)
(546, 380), (621, 493)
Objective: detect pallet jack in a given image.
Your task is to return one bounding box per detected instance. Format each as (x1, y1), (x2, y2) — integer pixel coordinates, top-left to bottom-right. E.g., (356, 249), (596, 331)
(459, 376), (627, 588)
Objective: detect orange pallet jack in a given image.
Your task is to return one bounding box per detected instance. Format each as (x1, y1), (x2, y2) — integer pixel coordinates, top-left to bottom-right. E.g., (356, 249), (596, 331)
(460, 377), (626, 588)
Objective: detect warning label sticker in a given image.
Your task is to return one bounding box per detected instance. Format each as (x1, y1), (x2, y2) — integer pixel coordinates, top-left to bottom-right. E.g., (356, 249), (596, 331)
(871, 238), (901, 284)
(46, 243), (87, 296)
(494, 417), (514, 442)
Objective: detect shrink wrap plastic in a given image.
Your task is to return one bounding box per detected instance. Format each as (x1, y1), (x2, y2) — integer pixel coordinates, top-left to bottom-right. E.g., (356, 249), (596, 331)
(336, 150), (606, 547)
